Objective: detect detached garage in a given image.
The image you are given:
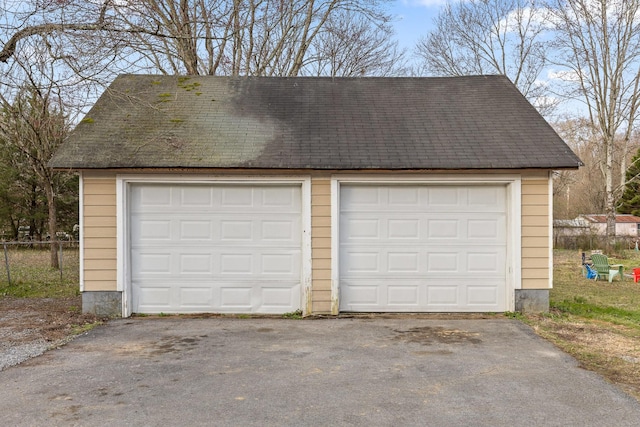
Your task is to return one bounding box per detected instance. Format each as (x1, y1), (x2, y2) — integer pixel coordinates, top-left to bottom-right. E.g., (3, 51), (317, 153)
(49, 75), (582, 317)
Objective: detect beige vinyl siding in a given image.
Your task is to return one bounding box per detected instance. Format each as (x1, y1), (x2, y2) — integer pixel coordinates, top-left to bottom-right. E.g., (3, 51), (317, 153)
(521, 178), (551, 289)
(77, 169), (557, 312)
(310, 178), (332, 313)
(82, 173), (117, 291)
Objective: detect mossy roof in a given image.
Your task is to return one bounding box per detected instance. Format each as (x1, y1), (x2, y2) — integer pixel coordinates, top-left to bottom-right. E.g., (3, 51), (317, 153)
(49, 74), (582, 170)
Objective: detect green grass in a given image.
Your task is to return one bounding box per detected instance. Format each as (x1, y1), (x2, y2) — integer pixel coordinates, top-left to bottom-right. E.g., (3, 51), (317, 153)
(282, 309), (303, 319)
(0, 247), (79, 298)
(551, 299), (640, 327)
(550, 249), (640, 312)
(524, 249), (640, 400)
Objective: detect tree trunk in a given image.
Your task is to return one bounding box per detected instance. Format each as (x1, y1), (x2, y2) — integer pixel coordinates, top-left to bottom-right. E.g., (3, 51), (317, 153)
(605, 137), (616, 251)
(44, 181), (59, 269)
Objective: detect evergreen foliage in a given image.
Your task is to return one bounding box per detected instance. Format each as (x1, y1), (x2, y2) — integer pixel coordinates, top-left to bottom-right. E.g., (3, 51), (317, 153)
(618, 149), (640, 216)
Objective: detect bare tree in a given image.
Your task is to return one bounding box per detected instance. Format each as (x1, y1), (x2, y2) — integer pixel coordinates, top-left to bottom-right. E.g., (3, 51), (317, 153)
(553, 118), (608, 218)
(0, 0), (394, 78)
(415, 0), (554, 114)
(0, 83), (70, 268)
(549, 0), (640, 244)
(304, 11), (407, 77)
(0, 1), (136, 117)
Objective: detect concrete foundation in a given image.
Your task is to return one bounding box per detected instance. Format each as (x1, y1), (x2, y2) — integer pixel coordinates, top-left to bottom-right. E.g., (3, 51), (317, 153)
(515, 289), (549, 313)
(82, 291), (122, 318)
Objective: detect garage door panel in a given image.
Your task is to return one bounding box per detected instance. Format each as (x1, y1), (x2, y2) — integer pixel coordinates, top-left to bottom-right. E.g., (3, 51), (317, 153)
(341, 213), (505, 244)
(340, 184), (508, 312)
(179, 253), (214, 274)
(388, 187), (421, 205)
(220, 253), (253, 274)
(130, 183), (302, 314)
(428, 248), (506, 275)
(387, 285), (419, 305)
(426, 252), (458, 272)
(179, 220), (213, 240)
(261, 253), (299, 274)
(134, 185), (172, 207)
(133, 248), (301, 279)
(468, 186), (506, 209)
(133, 284), (171, 309)
(342, 218), (380, 239)
(132, 251), (173, 275)
(466, 285), (499, 306)
(388, 219), (420, 239)
(132, 215), (303, 244)
(132, 249), (214, 278)
(220, 286), (253, 308)
(220, 218), (300, 243)
(339, 281), (380, 305)
(467, 251), (505, 273)
(218, 251), (301, 277)
(426, 285), (458, 305)
(218, 283), (300, 311)
(340, 186), (380, 208)
(341, 279), (504, 311)
(180, 186), (214, 206)
(341, 251), (380, 273)
(261, 219), (298, 241)
(341, 246), (505, 278)
(179, 287), (214, 307)
(426, 280), (501, 309)
(427, 187), (461, 207)
(221, 187), (254, 207)
(341, 248), (423, 275)
(220, 220), (253, 240)
(262, 187), (298, 207)
(262, 284), (301, 308)
(135, 219), (172, 240)
(427, 219), (459, 239)
(467, 217), (506, 241)
(387, 252), (420, 272)
(131, 185), (302, 211)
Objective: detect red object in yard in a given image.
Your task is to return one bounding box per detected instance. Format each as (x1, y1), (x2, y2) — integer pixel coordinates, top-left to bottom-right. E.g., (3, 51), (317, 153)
(633, 268), (640, 283)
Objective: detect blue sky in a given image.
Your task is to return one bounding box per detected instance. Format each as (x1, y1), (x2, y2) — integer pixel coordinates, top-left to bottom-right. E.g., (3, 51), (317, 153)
(388, 0), (446, 53)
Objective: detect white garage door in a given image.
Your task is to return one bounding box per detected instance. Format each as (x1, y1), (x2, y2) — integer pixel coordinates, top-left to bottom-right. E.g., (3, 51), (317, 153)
(129, 183), (302, 314)
(339, 184), (508, 312)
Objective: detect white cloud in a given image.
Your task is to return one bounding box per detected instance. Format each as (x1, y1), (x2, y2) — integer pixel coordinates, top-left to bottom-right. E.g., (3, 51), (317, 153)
(409, 0), (460, 8)
(548, 69), (582, 83)
(501, 6), (555, 33)
(532, 95), (559, 109)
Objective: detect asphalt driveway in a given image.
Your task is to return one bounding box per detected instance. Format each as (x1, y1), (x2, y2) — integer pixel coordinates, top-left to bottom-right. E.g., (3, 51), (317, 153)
(1, 317), (639, 426)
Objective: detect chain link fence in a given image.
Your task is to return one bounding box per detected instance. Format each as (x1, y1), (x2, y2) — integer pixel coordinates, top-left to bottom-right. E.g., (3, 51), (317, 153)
(1, 241), (79, 287)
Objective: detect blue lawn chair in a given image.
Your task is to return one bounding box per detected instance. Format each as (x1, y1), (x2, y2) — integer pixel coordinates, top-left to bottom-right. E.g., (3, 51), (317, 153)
(583, 263), (598, 280)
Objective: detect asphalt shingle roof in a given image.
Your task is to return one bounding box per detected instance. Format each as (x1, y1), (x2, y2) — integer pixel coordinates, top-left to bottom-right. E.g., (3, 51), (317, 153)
(49, 74), (582, 170)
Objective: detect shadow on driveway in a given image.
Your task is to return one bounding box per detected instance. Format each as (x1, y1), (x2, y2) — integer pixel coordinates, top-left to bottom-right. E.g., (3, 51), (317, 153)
(1, 317), (639, 426)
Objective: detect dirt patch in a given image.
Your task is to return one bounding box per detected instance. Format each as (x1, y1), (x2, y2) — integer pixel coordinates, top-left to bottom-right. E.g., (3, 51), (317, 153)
(393, 326), (482, 345)
(0, 296), (99, 342)
(0, 296), (102, 369)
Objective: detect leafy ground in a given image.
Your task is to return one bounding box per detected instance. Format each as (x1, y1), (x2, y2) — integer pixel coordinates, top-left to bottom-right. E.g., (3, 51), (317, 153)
(524, 249), (640, 401)
(0, 248), (100, 360)
(1, 248), (640, 401)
